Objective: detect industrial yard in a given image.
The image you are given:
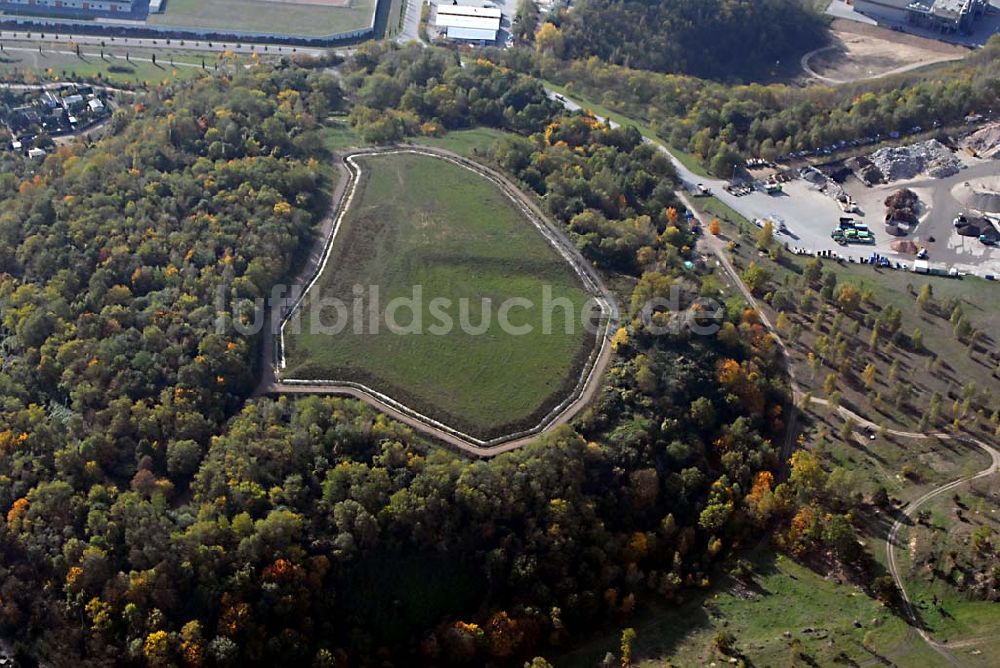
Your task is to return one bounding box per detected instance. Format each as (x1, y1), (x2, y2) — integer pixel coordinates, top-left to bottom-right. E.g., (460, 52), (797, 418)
(681, 133), (1000, 279)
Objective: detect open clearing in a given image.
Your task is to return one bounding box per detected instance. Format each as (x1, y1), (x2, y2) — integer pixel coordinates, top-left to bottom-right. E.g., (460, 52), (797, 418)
(0, 44), (211, 85)
(891, 472), (1000, 665)
(280, 151), (603, 441)
(557, 546), (915, 667)
(803, 19), (967, 84)
(149, 0), (376, 36)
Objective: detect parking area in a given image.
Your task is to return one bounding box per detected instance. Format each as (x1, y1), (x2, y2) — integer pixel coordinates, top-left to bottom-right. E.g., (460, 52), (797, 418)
(683, 153), (1000, 278)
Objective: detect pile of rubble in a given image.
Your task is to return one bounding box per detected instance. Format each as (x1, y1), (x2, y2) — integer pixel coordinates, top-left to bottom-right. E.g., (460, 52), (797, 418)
(869, 139), (963, 182)
(846, 156), (884, 186)
(960, 122), (1000, 159)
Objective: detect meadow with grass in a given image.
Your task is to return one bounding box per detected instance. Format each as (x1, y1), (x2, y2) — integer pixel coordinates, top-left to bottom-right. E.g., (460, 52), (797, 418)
(281, 151), (600, 439)
(148, 0), (376, 36)
(0, 46), (209, 85)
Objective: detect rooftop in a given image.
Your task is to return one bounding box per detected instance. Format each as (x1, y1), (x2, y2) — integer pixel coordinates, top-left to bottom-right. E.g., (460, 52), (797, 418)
(446, 26), (497, 41)
(436, 4), (502, 18)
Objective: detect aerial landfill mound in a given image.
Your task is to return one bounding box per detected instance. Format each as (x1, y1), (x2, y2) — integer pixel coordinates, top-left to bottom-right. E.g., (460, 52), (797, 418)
(960, 122), (1000, 159)
(869, 140), (963, 182)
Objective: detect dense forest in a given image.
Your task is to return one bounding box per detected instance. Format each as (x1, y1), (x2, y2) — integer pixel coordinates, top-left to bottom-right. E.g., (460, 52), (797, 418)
(0, 45), (802, 666)
(493, 37), (1000, 173)
(540, 0), (828, 81)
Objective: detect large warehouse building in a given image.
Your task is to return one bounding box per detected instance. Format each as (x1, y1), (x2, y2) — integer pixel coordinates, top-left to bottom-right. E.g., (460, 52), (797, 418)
(0, 0), (148, 20)
(853, 0), (988, 33)
(433, 4), (502, 43)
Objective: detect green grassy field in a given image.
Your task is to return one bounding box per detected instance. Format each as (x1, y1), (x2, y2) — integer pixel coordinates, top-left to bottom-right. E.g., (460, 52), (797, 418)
(416, 127), (514, 159)
(318, 118), (363, 151)
(316, 125), (514, 156)
(149, 0), (376, 36)
(557, 546), (916, 667)
(889, 473), (1000, 665)
(0, 46), (210, 85)
(282, 152), (598, 439)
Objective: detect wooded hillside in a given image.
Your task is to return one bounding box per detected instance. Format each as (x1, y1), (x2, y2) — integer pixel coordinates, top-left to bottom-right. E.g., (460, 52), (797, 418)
(553, 0), (828, 81)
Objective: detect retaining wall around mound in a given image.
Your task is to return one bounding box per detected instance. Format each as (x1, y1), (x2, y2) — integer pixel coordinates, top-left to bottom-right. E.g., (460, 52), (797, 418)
(271, 146), (619, 454)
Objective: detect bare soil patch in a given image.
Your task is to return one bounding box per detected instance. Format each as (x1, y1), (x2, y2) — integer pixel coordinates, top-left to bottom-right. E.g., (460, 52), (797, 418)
(805, 19), (967, 84)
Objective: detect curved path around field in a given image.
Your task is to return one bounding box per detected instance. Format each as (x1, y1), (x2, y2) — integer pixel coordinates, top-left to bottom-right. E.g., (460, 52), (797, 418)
(884, 431), (999, 665)
(256, 145), (618, 458)
(807, 396), (1000, 665)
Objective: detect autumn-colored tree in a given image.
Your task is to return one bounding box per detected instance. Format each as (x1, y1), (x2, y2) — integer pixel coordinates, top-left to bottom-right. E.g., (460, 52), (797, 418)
(144, 630), (172, 667)
(535, 23), (565, 56)
(835, 283), (861, 312)
(746, 471), (777, 526)
(789, 450), (826, 500)
(775, 311), (789, 332)
(708, 218), (721, 235)
(717, 359), (765, 414)
(862, 363), (876, 389)
(620, 627), (637, 667)
(6, 497), (28, 526)
(180, 620), (205, 667)
(486, 611), (524, 659)
(916, 283), (932, 311)
(611, 327), (630, 351)
(787, 504), (821, 554)
(756, 220), (774, 250)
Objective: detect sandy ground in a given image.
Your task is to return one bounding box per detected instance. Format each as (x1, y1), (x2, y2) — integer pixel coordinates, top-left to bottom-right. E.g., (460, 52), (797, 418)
(803, 19), (968, 84)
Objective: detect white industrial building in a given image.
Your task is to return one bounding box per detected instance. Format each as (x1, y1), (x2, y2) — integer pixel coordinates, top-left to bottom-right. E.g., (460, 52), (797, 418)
(434, 4), (502, 43)
(852, 0), (988, 32)
(853, 0), (912, 22)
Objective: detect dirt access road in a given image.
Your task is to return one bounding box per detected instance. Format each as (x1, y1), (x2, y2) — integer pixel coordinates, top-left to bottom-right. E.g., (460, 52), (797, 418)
(802, 19), (968, 85)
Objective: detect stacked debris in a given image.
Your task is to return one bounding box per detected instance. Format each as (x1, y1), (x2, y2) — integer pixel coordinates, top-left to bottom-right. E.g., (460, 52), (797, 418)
(960, 122), (1000, 159)
(846, 155), (883, 186)
(955, 216), (1000, 242)
(885, 188), (920, 226)
(890, 239), (919, 255)
(869, 140), (963, 182)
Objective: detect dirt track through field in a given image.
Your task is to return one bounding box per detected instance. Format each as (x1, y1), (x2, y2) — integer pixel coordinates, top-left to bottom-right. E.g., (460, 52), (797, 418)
(802, 20), (967, 84)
